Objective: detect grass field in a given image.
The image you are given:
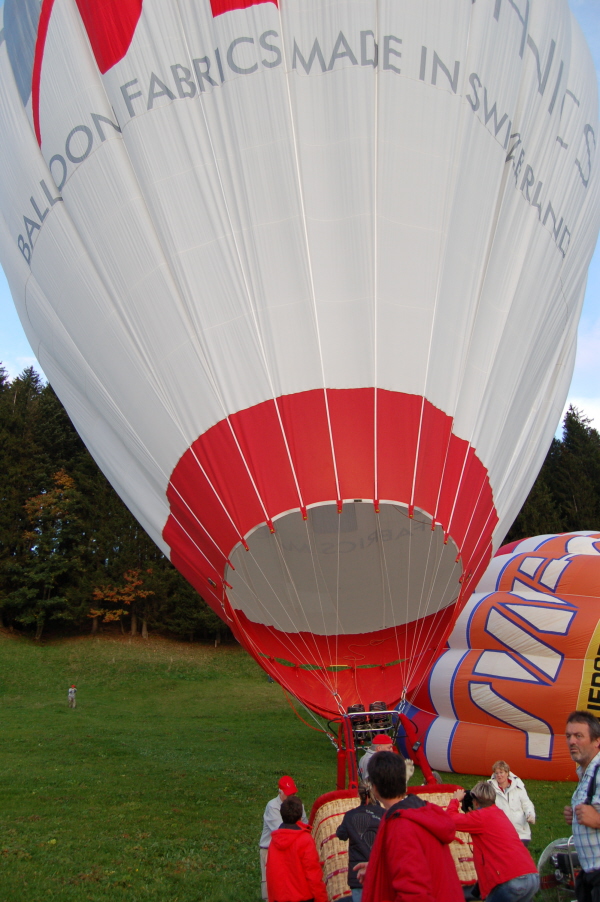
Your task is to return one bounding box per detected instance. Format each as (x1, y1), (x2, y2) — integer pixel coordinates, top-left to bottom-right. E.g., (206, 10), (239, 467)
(0, 631), (577, 901)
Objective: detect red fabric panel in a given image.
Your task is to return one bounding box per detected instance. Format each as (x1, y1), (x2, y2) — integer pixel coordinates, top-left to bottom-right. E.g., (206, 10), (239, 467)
(210, 0), (277, 16)
(413, 403), (452, 518)
(460, 496), (497, 578)
(449, 448), (489, 552)
(230, 399), (300, 519)
(278, 390), (338, 506)
(165, 439), (241, 559)
(230, 606), (453, 669)
(169, 543), (226, 621)
(167, 526), (224, 605)
(462, 539), (493, 598)
(164, 499), (227, 576)
(434, 432), (470, 528)
(74, 0), (143, 74)
(222, 608), (454, 717)
(496, 538), (523, 556)
(376, 390), (421, 504)
(184, 417), (265, 539)
(327, 389), (375, 501)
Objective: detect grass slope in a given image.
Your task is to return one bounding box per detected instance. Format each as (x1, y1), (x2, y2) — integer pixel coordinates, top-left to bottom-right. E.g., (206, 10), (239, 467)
(0, 632), (575, 901)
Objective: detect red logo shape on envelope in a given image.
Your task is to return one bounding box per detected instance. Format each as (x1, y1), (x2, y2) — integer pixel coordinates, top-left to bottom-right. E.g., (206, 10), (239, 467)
(210, 0), (277, 15)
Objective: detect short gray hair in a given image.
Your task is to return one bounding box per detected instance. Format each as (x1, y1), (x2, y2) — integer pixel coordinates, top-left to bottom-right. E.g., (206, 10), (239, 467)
(471, 781), (496, 807)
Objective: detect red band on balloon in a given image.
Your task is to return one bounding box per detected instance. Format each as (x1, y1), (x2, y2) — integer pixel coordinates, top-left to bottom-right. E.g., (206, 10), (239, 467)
(164, 388), (497, 716)
(210, 0), (277, 16)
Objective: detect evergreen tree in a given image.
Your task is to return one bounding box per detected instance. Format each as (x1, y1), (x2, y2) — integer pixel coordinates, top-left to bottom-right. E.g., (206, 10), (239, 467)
(0, 367), (50, 627)
(10, 470), (84, 640)
(506, 406), (600, 543)
(0, 364), (229, 641)
(550, 407), (600, 531)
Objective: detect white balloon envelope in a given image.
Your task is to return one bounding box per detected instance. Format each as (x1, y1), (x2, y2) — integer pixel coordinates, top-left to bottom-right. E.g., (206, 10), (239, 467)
(0, 0), (598, 716)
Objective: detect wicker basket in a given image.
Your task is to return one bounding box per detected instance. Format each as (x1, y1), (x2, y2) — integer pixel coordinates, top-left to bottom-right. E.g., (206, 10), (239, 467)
(311, 791), (360, 901)
(310, 786), (476, 901)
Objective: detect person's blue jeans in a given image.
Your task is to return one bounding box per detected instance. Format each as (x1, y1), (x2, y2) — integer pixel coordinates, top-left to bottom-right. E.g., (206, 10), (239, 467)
(351, 890), (363, 902)
(486, 872), (540, 902)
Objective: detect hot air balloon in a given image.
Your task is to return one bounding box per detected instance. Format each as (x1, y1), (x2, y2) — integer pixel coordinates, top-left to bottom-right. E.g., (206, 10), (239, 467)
(408, 532), (600, 781)
(0, 0), (599, 753)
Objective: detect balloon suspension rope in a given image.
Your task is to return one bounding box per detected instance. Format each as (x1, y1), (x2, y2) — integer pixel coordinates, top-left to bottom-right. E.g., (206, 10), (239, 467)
(280, 685), (334, 739)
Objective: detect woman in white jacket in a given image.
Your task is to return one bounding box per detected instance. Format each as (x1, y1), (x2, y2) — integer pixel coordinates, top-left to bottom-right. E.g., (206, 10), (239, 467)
(488, 760), (536, 845)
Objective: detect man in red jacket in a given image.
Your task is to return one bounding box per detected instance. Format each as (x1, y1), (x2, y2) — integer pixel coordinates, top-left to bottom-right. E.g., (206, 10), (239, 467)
(266, 796), (328, 902)
(447, 782), (539, 901)
(358, 752), (463, 902)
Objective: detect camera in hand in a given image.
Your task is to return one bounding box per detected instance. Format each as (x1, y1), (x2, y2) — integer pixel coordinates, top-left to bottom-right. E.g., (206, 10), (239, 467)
(461, 790), (475, 812)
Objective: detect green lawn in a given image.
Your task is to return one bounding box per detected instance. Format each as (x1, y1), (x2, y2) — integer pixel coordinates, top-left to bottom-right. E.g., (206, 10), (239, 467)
(0, 631), (576, 901)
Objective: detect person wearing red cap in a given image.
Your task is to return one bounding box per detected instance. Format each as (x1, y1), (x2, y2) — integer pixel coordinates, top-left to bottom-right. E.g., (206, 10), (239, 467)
(359, 735), (414, 784)
(259, 776), (307, 900)
(68, 685), (77, 708)
(266, 796), (328, 902)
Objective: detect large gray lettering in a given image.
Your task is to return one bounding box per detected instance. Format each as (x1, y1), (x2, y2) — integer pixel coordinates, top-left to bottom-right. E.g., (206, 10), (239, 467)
(65, 124), (93, 164)
(49, 154), (67, 192)
(483, 89), (509, 137)
(193, 57), (218, 91)
(91, 112), (122, 141)
(328, 32), (357, 70)
(576, 124), (596, 188)
(526, 35), (556, 95)
(383, 36), (402, 74)
(292, 38), (326, 73)
(466, 72), (481, 111)
(360, 30), (377, 67)
(227, 37), (258, 75)
(171, 64), (197, 99)
(147, 72), (176, 109)
(120, 79), (143, 117)
(494, 0), (530, 58)
(259, 30), (281, 68)
(556, 90), (580, 150)
(432, 51), (459, 92)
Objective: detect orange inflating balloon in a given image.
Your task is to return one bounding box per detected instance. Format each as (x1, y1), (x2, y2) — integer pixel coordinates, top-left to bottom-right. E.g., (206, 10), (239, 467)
(408, 532), (600, 781)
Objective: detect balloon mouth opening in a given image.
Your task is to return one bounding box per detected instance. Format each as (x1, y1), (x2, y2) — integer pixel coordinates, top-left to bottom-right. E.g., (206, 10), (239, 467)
(224, 500), (462, 637)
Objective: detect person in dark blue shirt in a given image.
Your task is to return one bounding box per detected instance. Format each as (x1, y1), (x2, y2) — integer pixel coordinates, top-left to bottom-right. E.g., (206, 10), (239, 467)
(336, 782), (383, 902)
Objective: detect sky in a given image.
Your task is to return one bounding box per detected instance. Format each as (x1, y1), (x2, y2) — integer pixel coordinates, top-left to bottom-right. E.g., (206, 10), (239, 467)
(0, 1), (599, 430)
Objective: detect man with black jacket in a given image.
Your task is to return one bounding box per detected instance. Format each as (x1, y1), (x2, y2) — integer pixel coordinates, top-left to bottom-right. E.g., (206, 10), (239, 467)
(336, 782), (383, 902)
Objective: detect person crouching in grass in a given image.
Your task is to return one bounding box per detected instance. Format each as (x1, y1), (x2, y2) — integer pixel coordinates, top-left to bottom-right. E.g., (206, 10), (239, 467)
(266, 796), (328, 902)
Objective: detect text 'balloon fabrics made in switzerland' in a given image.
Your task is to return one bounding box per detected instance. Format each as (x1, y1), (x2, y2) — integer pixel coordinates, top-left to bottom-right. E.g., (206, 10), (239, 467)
(0, 0), (599, 719)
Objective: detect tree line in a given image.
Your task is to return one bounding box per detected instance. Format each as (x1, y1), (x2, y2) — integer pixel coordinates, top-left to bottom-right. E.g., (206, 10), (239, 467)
(0, 366), (227, 642)
(505, 405), (600, 544)
(1, 366), (599, 640)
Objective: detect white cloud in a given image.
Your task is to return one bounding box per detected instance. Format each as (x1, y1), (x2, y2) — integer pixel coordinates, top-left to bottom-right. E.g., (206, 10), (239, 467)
(2, 356), (40, 381)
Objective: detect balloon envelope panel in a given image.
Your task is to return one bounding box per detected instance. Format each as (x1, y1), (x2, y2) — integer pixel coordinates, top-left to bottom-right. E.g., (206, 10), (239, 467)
(0, 0), (599, 716)
(416, 533), (600, 780)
